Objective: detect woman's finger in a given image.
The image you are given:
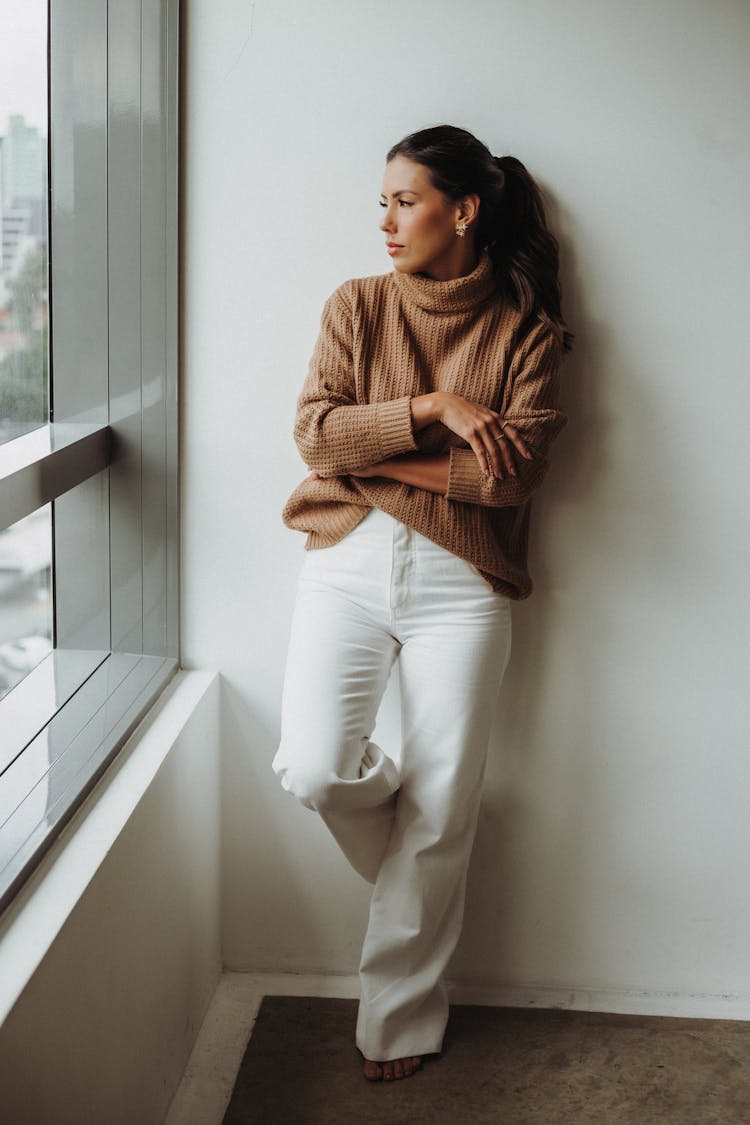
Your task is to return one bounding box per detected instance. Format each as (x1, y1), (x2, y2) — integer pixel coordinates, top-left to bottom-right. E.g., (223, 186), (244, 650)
(464, 408), (536, 478)
(484, 412), (511, 477)
(485, 430), (507, 478)
(469, 434), (492, 477)
(498, 434), (517, 477)
(475, 419), (503, 477)
(500, 422), (534, 461)
(487, 429), (515, 478)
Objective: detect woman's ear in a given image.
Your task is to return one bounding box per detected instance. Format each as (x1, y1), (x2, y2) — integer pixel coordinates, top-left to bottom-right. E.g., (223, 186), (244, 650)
(456, 193), (481, 227)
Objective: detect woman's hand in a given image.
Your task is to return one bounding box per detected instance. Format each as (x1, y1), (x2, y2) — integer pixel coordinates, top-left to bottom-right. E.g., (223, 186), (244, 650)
(411, 391), (533, 479)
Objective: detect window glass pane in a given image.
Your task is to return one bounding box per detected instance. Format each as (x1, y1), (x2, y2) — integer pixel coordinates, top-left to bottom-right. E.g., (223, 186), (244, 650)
(0, 3), (49, 444)
(0, 505), (52, 701)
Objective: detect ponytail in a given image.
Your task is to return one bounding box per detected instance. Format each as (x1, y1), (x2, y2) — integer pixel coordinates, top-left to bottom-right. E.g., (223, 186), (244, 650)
(487, 156), (573, 352)
(386, 126), (573, 352)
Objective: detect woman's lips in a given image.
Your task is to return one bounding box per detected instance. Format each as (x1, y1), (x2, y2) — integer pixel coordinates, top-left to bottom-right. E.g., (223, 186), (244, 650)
(386, 243), (403, 255)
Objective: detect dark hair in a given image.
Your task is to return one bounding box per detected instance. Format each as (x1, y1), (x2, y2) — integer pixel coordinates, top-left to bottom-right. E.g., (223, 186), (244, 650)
(387, 125), (572, 351)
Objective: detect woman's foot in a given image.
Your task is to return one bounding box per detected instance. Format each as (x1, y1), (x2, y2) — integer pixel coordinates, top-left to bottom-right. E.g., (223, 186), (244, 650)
(363, 1056), (422, 1081)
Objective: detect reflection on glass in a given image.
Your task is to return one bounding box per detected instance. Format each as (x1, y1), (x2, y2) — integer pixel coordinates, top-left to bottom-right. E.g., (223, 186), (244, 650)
(0, 3), (49, 444)
(0, 505), (52, 701)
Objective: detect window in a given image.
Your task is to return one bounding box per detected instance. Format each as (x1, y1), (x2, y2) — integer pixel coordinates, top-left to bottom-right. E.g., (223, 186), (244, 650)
(0, 0), (179, 910)
(0, 7), (52, 697)
(0, 104), (48, 446)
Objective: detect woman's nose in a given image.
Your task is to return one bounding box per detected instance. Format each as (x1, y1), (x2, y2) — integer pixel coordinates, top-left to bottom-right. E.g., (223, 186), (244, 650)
(379, 207), (394, 233)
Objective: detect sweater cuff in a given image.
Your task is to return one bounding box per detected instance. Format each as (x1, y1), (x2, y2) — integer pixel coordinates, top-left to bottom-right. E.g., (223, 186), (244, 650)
(376, 396), (418, 460)
(445, 447), (487, 503)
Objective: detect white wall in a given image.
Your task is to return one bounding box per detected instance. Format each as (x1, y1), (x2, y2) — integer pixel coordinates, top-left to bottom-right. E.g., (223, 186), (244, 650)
(182, 0), (750, 1009)
(0, 673), (222, 1125)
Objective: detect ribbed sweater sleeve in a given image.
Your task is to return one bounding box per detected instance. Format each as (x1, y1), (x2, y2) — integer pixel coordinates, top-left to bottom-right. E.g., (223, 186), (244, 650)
(445, 322), (566, 507)
(293, 285), (418, 476)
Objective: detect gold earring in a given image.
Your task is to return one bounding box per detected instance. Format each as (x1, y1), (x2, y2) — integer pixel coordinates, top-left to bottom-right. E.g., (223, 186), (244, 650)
(456, 221), (468, 238)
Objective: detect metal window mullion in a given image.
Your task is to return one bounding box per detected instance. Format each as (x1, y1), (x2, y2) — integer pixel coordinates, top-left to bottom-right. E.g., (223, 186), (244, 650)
(51, 0), (110, 654)
(164, 0), (179, 660)
(108, 0), (144, 656)
(0, 423), (111, 532)
(141, 0), (169, 658)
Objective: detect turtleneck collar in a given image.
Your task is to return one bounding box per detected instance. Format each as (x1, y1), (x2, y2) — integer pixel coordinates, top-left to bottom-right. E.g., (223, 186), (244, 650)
(391, 250), (497, 314)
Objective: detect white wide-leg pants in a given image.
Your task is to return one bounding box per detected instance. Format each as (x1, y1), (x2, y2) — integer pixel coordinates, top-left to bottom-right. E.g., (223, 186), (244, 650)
(272, 508), (512, 1061)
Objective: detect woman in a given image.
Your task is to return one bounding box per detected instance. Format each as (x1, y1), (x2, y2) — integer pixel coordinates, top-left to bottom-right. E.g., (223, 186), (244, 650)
(272, 125), (571, 1082)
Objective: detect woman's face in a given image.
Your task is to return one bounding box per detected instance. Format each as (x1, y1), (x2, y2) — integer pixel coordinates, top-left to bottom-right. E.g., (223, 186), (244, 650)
(379, 156), (477, 281)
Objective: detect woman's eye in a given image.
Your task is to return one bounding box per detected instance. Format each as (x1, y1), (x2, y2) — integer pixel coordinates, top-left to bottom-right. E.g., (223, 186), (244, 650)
(378, 201), (386, 208)
(399, 200), (413, 207)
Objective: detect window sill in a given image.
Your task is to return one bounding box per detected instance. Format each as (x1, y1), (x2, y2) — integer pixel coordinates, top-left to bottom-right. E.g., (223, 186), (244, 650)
(0, 668), (217, 1027)
(0, 653), (179, 912)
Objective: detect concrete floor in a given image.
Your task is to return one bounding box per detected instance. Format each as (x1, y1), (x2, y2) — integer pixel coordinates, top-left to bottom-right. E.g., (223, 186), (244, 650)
(166, 975), (750, 1125)
(222, 996), (750, 1124)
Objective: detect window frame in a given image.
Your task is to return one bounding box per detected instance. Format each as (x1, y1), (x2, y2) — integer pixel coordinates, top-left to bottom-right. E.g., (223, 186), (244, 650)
(0, 0), (179, 912)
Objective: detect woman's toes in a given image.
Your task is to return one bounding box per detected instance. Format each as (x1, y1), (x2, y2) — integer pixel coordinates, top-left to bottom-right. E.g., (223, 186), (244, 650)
(364, 1054), (423, 1081)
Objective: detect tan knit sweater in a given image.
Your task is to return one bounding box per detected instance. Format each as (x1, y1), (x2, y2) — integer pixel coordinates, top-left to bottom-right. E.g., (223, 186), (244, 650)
(282, 252), (566, 599)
